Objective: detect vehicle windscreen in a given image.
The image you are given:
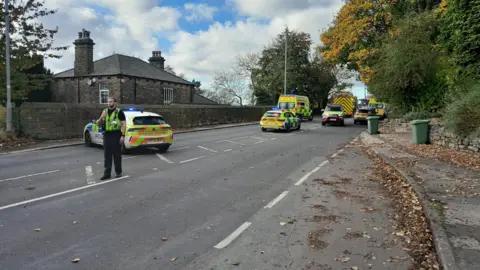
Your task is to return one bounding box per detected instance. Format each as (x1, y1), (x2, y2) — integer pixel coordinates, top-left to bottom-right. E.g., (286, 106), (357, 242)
(133, 116), (166, 125)
(374, 104), (384, 109)
(326, 106), (342, 112)
(264, 112), (281, 118)
(278, 102), (295, 109)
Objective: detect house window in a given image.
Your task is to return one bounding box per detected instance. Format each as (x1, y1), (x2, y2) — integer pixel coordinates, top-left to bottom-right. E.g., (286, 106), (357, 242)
(99, 83), (109, 104)
(163, 87), (174, 105)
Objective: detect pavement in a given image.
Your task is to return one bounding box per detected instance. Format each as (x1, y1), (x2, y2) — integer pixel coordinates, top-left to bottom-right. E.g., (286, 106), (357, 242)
(0, 118), (369, 269)
(362, 131), (480, 270)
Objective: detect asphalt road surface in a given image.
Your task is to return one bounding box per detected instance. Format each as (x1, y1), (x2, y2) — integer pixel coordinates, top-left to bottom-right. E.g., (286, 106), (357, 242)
(0, 118), (364, 269)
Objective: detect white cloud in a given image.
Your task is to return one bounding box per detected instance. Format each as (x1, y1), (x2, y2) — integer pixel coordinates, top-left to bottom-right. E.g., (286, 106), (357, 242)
(40, 0), (364, 94)
(184, 3), (218, 22)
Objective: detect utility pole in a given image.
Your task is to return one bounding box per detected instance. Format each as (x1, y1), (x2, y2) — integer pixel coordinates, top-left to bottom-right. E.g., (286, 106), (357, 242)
(284, 26), (287, 95)
(4, 0), (12, 133)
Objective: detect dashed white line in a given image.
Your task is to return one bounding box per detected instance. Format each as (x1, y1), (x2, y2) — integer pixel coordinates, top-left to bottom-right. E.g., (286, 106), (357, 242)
(170, 146), (190, 151)
(122, 156), (138, 160)
(198, 146), (218, 153)
(180, 156), (207, 164)
(214, 222), (252, 249)
(338, 149), (344, 153)
(254, 141), (263, 144)
(331, 153), (338, 158)
(225, 140), (244, 146)
(264, 191), (288, 209)
(215, 136), (249, 143)
(224, 149), (232, 152)
(295, 172), (313, 186)
(271, 138), (276, 140)
(156, 153), (174, 164)
(85, 166), (95, 185)
(0, 170), (60, 183)
(0, 176), (130, 211)
(250, 136), (264, 141)
(319, 160), (329, 167)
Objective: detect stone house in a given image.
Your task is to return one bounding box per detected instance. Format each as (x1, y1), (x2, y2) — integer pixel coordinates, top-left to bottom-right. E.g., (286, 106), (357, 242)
(50, 29), (217, 105)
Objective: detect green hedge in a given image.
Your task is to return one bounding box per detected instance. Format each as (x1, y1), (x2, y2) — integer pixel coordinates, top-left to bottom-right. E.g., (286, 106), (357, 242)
(443, 86), (480, 137)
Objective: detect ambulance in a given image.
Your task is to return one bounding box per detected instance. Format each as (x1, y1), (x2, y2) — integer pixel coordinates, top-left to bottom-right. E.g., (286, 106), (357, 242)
(277, 94), (313, 121)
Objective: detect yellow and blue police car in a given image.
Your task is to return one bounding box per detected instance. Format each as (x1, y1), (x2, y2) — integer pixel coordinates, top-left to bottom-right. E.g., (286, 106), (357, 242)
(83, 107), (173, 153)
(260, 108), (301, 132)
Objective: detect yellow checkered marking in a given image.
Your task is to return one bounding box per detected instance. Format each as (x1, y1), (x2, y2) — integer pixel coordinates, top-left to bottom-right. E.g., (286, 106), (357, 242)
(333, 97), (355, 115)
(279, 96), (296, 102)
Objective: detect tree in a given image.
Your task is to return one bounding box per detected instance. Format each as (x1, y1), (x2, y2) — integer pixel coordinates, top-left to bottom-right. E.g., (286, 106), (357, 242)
(305, 54), (338, 109)
(319, 0), (393, 84)
(368, 12), (447, 112)
(212, 68), (248, 106)
(252, 27), (312, 104)
(0, 0), (67, 105)
(234, 52), (260, 103)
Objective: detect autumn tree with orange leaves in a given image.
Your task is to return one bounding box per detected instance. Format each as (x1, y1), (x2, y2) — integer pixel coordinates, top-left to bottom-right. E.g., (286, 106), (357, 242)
(318, 0), (393, 84)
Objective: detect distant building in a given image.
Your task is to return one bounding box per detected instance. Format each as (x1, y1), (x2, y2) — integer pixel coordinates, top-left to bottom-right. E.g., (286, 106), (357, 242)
(50, 29), (217, 105)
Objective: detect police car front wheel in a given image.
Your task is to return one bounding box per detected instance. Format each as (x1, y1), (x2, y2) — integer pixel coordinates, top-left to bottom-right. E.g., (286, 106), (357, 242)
(84, 131), (93, 147)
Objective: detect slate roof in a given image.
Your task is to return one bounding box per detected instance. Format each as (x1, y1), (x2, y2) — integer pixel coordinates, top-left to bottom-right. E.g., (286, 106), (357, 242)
(53, 54), (192, 85)
(193, 93), (219, 105)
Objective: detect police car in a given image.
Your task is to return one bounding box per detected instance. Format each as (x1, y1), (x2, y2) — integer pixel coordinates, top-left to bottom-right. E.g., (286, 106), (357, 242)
(260, 108), (301, 132)
(83, 107), (173, 153)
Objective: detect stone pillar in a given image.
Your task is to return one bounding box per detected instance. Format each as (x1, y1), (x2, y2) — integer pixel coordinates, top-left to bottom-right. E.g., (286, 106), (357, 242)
(148, 51), (165, 70)
(73, 29), (95, 76)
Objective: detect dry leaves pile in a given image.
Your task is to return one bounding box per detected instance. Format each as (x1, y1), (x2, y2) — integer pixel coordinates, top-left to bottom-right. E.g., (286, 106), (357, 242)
(0, 136), (37, 151)
(403, 144), (480, 172)
(363, 147), (440, 270)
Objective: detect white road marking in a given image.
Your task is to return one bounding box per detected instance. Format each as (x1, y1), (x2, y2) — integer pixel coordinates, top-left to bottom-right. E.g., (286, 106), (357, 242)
(198, 146), (218, 153)
(0, 176), (130, 211)
(85, 166), (95, 185)
(214, 136), (249, 143)
(122, 156), (138, 160)
(156, 154), (174, 164)
(180, 156), (207, 164)
(224, 149), (232, 152)
(331, 153), (338, 158)
(214, 222), (252, 249)
(170, 146), (190, 151)
(319, 160), (329, 167)
(271, 138), (276, 140)
(0, 170), (60, 183)
(264, 191), (288, 209)
(254, 141), (263, 144)
(225, 140), (244, 146)
(338, 149), (344, 153)
(250, 136), (264, 141)
(295, 172), (313, 186)
(311, 166), (321, 173)
(286, 133), (296, 136)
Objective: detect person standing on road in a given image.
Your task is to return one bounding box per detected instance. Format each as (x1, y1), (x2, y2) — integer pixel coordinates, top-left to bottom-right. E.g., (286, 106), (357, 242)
(96, 97), (126, 180)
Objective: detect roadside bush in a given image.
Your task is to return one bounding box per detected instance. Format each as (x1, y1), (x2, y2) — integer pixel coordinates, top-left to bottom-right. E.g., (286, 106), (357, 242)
(0, 106), (6, 140)
(443, 85), (480, 137)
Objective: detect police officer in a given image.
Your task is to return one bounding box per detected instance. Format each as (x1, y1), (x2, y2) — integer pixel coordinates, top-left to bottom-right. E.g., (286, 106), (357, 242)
(96, 97), (126, 180)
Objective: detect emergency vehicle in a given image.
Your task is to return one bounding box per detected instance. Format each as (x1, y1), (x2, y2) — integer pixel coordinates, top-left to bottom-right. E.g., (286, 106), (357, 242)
(329, 91), (357, 117)
(260, 108), (301, 132)
(321, 104), (345, 126)
(83, 107), (173, 153)
(277, 94), (313, 121)
(368, 98), (387, 119)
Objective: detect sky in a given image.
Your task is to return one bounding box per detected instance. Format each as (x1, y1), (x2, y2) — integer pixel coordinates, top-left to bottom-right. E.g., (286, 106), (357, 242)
(40, 0), (367, 99)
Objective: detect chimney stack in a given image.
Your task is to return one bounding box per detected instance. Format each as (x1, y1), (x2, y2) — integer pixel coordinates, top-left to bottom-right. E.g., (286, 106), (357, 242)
(73, 29), (95, 76)
(149, 50), (165, 70)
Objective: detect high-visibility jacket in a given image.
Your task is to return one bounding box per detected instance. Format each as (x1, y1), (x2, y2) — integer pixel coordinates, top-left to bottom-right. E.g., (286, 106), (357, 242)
(104, 108), (122, 132)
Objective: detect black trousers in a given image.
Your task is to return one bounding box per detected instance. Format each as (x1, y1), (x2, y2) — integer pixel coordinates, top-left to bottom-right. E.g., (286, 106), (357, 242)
(103, 132), (122, 176)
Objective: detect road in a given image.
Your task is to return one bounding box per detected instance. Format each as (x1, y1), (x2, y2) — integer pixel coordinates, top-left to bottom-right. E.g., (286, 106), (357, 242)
(0, 119), (364, 269)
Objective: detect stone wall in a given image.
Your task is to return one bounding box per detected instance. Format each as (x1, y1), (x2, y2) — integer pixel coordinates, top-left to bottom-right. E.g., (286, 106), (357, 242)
(50, 75), (194, 105)
(12, 103), (270, 140)
(380, 118), (480, 153)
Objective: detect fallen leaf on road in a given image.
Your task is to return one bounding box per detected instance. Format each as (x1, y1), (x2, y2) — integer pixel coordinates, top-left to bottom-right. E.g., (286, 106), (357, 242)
(73, 221), (78, 224)
(161, 237), (168, 241)
(341, 257), (351, 263)
(280, 222), (287, 226)
(34, 228), (41, 232)
(351, 267), (359, 270)
(393, 231), (405, 237)
(169, 258), (177, 262)
(71, 258), (80, 263)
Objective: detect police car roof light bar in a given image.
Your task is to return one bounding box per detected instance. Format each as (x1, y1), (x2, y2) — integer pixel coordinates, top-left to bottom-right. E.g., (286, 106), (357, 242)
(120, 107), (144, 112)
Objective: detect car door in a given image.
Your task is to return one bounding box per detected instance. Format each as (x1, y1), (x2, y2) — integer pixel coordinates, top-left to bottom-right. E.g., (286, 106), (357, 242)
(92, 124), (104, 145)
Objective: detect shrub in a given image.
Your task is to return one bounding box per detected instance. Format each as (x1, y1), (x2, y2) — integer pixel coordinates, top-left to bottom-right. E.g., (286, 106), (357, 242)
(443, 85), (480, 137)
(403, 111), (435, 121)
